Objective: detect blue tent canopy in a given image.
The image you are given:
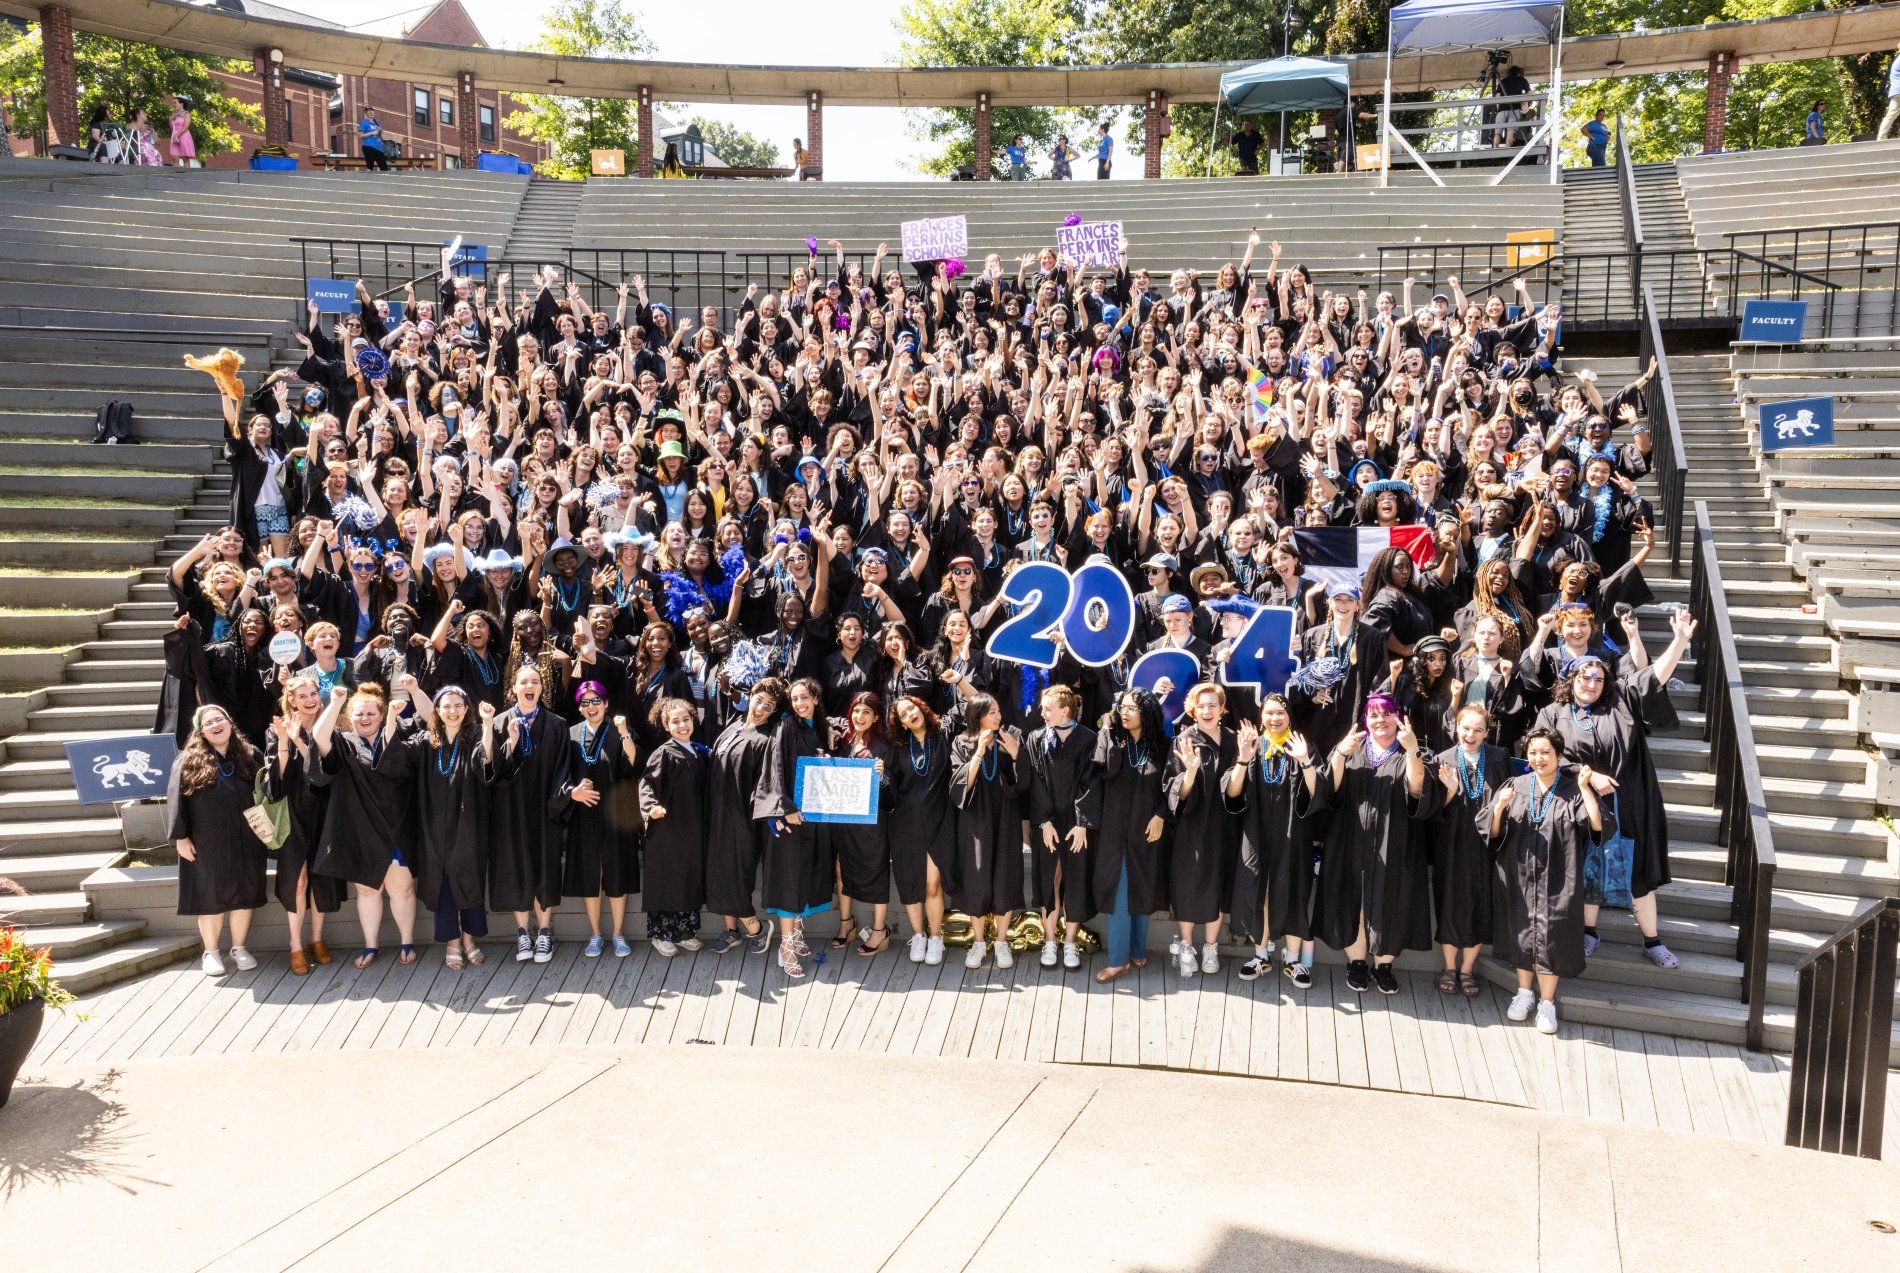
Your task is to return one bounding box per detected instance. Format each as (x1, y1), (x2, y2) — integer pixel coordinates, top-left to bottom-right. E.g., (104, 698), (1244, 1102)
(1388, 0), (1565, 56)
(1218, 56), (1350, 116)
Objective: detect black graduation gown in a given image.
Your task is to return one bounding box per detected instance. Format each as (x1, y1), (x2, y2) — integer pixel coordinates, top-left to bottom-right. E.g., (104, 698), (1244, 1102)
(1455, 654), (1530, 751)
(378, 728), (495, 913)
(166, 746), (269, 915)
(829, 736), (893, 905)
(1532, 665), (1674, 900)
(1231, 748), (1318, 944)
(487, 706), (571, 912)
(637, 738), (708, 912)
(555, 722), (642, 899)
(1289, 620), (1383, 755)
(1491, 771), (1596, 978)
(755, 718), (833, 916)
(261, 728), (344, 915)
(1380, 668), (1459, 756)
(1078, 731), (1168, 916)
(1024, 723), (1097, 921)
(1431, 744), (1513, 949)
(948, 730), (1029, 917)
(308, 728), (415, 888)
(704, 721), (774, 916)
(1362, 584), (1438, 652)
(1163, 726), (1241, 925)
(1302, 744), (1448, 957)
(428, 641), (509, 714)
(201, 640), (276, 750)
(887, 728), (957, 906)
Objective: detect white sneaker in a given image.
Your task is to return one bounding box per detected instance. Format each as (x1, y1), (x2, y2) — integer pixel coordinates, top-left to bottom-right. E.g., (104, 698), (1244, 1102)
(201, 949), (226, 976)
(965, 941), (986, 969)
(1168, 936), (1182, 959)
(1200, 942), (1219, 975)
(677, 936), (703, 953)
(652, 938), (679, 957)
(1507, 988), (1536, 1021)
(925, 935), (945, 966)
(1039, 940), (1058, 968)
(907, 932), (928, 963)
(1177, 941), (1198, 978)
(1534, 999), (1560, 1035)
(994, 940), (1014, 970)
(1062, 941), (1081, 969)
(229, 946), (257, 971)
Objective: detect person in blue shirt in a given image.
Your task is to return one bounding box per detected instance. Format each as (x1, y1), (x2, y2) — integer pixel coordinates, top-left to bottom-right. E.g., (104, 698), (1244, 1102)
(358, 106), (389, 172)
(1095, 122), (1113, 179)
(1880, 46), (1900, 139)
(1582, 109), (1609, 167)
(1004, 134), (1027, 181)
(1803, 99), (1826, 147)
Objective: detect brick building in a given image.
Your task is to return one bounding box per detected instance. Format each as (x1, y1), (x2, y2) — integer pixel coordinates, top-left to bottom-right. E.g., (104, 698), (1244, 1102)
(203, 0), (545, 170)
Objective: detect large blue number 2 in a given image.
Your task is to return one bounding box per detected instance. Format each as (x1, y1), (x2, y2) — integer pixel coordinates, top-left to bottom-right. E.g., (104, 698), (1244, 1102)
(1219, 605), (1300, 696)
(985, 562), (1071, 670)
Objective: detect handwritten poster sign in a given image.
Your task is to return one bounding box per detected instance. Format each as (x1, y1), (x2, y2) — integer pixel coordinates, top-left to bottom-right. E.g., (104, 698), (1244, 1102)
(900, 215), (968, 264)
(794, 756), (880, 825)
(1057, 220), (1124, 268)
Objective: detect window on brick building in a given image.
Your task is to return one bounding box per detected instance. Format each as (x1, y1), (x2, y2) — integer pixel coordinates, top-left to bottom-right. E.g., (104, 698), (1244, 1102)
(440, 97), (454, 126)
(444, 155), (460, 170)
(284, 103), (294, 141)
(413, 88), (430, 127)
(479, 105), (495, 144)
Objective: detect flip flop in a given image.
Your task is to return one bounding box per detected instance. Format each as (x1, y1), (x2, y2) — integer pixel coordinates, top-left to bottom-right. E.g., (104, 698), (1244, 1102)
(353, 948), (378, 970)
(399, 944), (418, 965)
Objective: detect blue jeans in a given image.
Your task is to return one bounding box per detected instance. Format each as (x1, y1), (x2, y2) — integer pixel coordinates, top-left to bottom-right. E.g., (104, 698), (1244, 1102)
(1104, 867), (1149, 968)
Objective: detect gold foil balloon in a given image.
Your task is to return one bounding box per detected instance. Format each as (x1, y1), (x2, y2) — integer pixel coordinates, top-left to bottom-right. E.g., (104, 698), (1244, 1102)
(1005, 912), (1044, 952)
(942, 912), (977, 948)
(1073, 925), (1103, 955)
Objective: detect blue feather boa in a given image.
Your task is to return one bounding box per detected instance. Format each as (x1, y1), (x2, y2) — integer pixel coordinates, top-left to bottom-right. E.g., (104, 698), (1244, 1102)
(657, 546), (750, 629)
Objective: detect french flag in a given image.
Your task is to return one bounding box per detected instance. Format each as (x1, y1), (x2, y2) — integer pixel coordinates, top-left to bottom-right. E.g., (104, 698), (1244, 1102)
(1289, 526), (1436, 594)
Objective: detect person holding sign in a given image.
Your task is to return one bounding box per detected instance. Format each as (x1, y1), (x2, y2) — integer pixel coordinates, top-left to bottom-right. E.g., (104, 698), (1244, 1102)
(1024, 685), (1095, 971)
(829, 692), (896, 957)
(950, 694), (1028, 970)
(168, 705), (269, 977)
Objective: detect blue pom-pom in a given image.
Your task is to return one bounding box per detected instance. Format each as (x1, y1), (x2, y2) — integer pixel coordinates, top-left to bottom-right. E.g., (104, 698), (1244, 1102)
(356, 347), (389, 381)
(724, 639), (773, 691)
(658, 570), (709, 629)
(796, 527), (812, 545)
(1288, 656), (1347, 695)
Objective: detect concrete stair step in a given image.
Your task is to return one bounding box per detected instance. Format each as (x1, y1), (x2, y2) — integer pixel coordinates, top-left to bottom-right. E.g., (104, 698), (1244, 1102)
(0, 539), (158, 569)
(0, 759), (82, 792)
(0, 411), (220, 443)
(0, 815), (127, 854)
(50, 933), (202, 995)
(1673, 841), (1898, 898)
(0, 889), (90, 925)
(3, 728), (162, 761)
(78, 638), (162, 659)
(25, 702), (159, 730)
(65, 658), (166, 683)
(0, 850), (125, 891)
(43, 679), (163, 705)
(1664, 801), (1891, 858)
(25, 917), (151, 959)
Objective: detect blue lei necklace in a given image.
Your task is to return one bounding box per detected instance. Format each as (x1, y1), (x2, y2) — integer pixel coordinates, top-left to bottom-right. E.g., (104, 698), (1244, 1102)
(581, 721), (609, 764)
(1364, 738), (1402, 768)
(1125, 738), (1150, 770)
(908, 734), (932, 774)
(1529, 777), (1559, 826)
(435, 736), (462, 776)
(981, 743), (1000, 781)
(468, 645), (499, 685)
(556, 576), (582, 610)
(1456, 747), (1486, 801)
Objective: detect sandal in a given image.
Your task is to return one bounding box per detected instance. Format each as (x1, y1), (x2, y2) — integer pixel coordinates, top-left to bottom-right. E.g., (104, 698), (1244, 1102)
(1461, 973), (1482, 997)
(778, 943), (805, 979)
(444, 945), (465, 971)
(1436, 969), (1458, 995)
(399, 944), (418, 965)
(465, 943), (486, 966)
(831, 919), (860, 949)
(856, 925), (894, 957)
(353, 948), (378, 970)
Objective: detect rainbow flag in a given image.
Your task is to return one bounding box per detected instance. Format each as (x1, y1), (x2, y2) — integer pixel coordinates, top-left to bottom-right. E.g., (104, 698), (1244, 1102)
(1247, 367), (1273, 420)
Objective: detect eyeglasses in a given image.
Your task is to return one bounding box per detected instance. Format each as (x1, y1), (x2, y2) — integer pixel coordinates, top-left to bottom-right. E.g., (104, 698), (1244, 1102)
(385, 559), (407, 571)
(350, 561), (378, 572)
(1198, 454), (1218, 463)
(786, 553), (809, 564)
(951, 567), (975, 577)
(577, 697), (605, 708)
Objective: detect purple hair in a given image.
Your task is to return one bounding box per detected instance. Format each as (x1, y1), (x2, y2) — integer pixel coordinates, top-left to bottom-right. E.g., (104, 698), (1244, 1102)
(574, 679), (608, 705)
(1363, 693), (1399, 724)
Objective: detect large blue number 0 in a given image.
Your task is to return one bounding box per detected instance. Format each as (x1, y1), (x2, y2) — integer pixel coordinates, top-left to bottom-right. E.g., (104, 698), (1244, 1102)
(1060, 562), (1137, 667)
(1129, 649), (1201, 722)
(1219, 605), (1300, 697)
(984, 562), (1072, 670)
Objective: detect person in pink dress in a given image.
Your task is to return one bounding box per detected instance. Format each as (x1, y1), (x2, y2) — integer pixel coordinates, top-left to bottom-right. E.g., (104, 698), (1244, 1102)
(168, 96), (195, 167)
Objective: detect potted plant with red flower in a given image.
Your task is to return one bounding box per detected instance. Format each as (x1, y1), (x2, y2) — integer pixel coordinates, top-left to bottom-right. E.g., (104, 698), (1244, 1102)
(1, 879), (76, 1107)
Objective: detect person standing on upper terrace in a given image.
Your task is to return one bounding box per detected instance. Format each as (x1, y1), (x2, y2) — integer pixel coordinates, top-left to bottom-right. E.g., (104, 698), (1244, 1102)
(1582, 110), (1609, 168)
(1095, 122), (1114, 179)
(359, 105), (390, 172)
(1879, 45), (1900, 140)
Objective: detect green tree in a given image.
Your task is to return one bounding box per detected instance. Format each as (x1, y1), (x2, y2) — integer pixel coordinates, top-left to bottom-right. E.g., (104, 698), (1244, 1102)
(0, 27), (260, 157)
(897, 0), (1087, 176)
(503, 0), (652, 180)
(687, 116), (781, 169)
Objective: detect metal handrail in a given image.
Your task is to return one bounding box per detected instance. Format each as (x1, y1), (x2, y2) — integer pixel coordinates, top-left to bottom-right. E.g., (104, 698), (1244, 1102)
(1615, 115), (1644, 300)
(1686, 501), (1779, 1054)
(1786, 897), (1897, 1158)
(1639, 282), (1690, 575)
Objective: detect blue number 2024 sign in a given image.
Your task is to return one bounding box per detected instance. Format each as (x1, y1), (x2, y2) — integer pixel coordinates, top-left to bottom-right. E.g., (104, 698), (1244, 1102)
(985, 563), (1299, 703)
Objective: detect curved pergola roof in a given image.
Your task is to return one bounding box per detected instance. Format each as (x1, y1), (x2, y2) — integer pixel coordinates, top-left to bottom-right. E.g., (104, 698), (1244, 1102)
(3, 0), (1899, 104)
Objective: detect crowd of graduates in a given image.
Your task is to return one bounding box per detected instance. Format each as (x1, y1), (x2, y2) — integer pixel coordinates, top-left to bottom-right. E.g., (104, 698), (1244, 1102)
(160, 231), (1692, 1036)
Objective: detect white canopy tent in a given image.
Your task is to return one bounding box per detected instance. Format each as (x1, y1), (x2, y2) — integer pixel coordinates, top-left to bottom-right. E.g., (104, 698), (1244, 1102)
(1380, 0), (1566, 187)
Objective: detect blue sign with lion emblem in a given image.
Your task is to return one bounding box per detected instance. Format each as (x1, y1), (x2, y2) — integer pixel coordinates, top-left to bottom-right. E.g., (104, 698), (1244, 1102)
(1759, 396), (1834, 452)
(65, 734), (177, 804)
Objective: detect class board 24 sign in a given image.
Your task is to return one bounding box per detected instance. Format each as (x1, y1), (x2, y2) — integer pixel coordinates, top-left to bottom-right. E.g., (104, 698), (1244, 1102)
(983, 561), (1300, 703)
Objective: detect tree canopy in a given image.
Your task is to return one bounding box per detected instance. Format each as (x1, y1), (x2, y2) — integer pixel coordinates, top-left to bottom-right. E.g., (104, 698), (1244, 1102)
(504, 0), (652, 180)
(687, 116), (781, 169)
(0, 27), (260, 157)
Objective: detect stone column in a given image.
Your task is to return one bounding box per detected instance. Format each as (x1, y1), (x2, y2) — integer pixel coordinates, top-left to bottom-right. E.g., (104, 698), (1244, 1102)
(1143, 89), (1170, 179)
(637, 85), (654, 177)
(456, 71), (478, 166)
(974, 91), (991, 180)
(1704, 51), (1735, 154)
(257, 50), (289, 146)
(39, 5), (78, 149)
(805, 89), (824, 180)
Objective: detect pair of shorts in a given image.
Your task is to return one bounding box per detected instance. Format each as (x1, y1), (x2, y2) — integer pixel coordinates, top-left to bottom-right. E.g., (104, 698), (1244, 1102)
(254, 503), (289, 539)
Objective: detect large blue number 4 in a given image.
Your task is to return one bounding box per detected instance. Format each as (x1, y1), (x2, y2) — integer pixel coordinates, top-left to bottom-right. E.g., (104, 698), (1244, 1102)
(1219, 605), (1299, 697)
(1129, 649), (1201, 723)
(985, 562), (1071, 670)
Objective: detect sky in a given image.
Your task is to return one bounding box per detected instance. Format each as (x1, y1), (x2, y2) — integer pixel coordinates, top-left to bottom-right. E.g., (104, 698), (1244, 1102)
(296, 0), (1139, 182)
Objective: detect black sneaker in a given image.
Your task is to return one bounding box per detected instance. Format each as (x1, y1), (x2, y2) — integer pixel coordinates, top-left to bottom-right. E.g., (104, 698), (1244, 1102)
(1346, 960), (1371, 992)
(1283, 961), (1313, 989)
(533, 927), (554, 964)
(707, 929), (742, 955)
(745, 920), (774, 955)
(1238, 955), (1270, 981)
(514, 929), (533, 962)
(1371, 963), (1400, 995)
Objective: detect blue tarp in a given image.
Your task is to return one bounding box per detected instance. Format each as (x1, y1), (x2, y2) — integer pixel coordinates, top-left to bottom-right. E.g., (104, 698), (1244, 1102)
(1219, 56), (1350, 115)
(1388, 0), (1564, 56)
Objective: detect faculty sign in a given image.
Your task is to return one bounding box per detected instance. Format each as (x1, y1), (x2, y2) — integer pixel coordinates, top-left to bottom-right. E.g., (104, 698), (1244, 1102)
(1738, 299), (1808, 344)
(900, 215), (968, 264)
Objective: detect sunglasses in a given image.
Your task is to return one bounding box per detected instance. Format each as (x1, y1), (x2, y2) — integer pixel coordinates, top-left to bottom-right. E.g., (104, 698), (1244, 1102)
(385, 559), (407, 571)
(351, 561), (378, 572)
(951, 567), (975, 577)
(577, 697), (606, 708)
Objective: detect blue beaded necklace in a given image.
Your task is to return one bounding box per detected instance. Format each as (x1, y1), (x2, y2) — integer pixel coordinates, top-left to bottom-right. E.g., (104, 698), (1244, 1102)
(555, 576), (582, 610)
(1125, 737), (1150, 770)
(1568, 704), (1598, 733)
(1529, 777), (1559, 826)
(434, 737), (461, 776)
(1456, 747), (1486, 801)
(980, 743), (1000, 781)
(1364, 738), (1402, 768)
(907, 734), (932, 774)
(468, 644), (499, 686)
(580, 721), (609, 765)
(1259, 751), (1289, 785)
(217, 757), (235, 780)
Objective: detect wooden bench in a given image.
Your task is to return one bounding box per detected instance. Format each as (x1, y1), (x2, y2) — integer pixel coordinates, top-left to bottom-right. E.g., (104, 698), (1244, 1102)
(314, 153), (438, 172)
